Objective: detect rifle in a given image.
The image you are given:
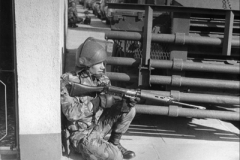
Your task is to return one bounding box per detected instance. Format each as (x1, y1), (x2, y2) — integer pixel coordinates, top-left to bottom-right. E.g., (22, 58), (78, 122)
(69, 83), (206, 110)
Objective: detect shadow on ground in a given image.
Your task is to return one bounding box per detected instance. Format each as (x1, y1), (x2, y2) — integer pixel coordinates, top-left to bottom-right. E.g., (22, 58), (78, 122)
(125, 114), (239, 142)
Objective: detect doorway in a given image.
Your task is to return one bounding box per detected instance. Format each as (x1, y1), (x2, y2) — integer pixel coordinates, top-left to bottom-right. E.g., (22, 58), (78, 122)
(0, 0), (19, 157)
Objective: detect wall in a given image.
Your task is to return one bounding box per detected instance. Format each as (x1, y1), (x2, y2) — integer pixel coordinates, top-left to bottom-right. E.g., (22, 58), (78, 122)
(14, 0), (65, 159)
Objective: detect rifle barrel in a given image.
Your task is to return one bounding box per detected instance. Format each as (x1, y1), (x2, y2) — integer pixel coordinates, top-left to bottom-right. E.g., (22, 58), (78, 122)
(107, 86), (206, 109)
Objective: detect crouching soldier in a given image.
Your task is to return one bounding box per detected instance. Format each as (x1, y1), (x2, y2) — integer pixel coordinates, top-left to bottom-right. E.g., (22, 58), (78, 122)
(61, 37), (137, 160)
(68, 0), (83, 27)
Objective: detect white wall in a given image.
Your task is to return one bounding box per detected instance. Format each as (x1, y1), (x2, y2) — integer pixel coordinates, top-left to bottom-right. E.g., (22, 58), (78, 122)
(15, 0), (64, 135)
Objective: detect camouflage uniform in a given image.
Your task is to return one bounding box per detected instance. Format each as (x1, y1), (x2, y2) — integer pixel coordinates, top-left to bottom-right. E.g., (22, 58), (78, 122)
(61, 70), (136, 160)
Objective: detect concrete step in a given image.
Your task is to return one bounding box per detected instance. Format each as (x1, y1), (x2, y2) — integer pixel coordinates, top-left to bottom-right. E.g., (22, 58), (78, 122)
(0, 150), (18, 160)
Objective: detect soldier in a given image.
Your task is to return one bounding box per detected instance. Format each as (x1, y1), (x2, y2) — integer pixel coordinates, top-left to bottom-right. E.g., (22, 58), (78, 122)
(68, 0), (83, 27)
(61, 37), (137, 160)
(83, 10), (91, 25)
(92, 0), (101, 16)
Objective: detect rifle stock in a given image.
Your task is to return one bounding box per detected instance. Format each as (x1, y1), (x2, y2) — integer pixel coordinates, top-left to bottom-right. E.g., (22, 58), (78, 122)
(70, 83), (105, 97)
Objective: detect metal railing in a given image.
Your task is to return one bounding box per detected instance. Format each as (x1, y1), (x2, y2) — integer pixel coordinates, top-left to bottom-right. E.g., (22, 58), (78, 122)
(135, 104), (240, 121)
(106, 57), (240, 74)
(106, 72), (240, 90)
(106, 31), (240, 47)
(105, 3), (240, 121)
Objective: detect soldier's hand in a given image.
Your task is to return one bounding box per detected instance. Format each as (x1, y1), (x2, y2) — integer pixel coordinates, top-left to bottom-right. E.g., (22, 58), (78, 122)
(125, 97), (140, 107)
(119, 97), (139, 113)
(99, 94), (122, 109)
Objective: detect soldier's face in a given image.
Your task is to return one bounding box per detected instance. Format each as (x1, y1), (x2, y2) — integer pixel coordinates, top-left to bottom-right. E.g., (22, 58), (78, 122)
(89, 62), (105, 76)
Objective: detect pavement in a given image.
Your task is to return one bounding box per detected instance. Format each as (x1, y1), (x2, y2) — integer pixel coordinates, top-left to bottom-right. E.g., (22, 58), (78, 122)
(62, 4), (240, 160)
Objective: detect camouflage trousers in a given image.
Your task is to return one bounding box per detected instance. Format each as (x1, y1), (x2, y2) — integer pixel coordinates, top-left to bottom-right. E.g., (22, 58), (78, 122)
(77, 106), (136, 160)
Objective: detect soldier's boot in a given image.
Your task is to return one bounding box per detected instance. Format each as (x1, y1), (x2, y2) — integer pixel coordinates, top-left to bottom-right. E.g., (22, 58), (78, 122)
(108, 132), (136, 159)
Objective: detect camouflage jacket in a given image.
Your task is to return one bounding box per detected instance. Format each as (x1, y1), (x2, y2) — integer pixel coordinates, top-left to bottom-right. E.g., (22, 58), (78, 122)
(61, 70), (111, 146)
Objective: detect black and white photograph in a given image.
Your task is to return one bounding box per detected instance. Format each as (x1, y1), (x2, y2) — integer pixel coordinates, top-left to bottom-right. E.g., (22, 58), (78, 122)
(0, 0), (239, 160)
